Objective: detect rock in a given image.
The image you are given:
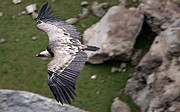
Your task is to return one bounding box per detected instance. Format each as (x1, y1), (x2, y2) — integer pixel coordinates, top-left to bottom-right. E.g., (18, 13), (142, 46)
(90, 75), (97, 79)
(0, 89), (86, 112)
(111, 63), (127, 73)
(15, 38), (20, 42)
(17, 12), (22, 16)
(111, 97), (131, 112)
(65, 18), (78, 25)
(21, 11), (27, 15)
(131, 49), (143, 66)
(79, 8), (89, 19)
(12, 0), (22, 4)
(118, 0), (126, 6)
(11, 15), (16, 19)
(0, 38), (6, 43)
(96, 91), (100, 94)
(120, 63), (127, 69)
(0, 12), (3, 17)
(25, 4), (37, 14)
(100, 80), (105, 83)
(81, 1), (89, 6)
(31, 36), (38, 40)
(83, 5), (144, 64)
(51, 0), (56, 3)
(125, 19), (180, 112)
(122, 68), (126, 72)
(111, 67), (119, 73)
(138, 0), (180, 33)
(32, 12), (38, 19)
(91, 1), (108, 18)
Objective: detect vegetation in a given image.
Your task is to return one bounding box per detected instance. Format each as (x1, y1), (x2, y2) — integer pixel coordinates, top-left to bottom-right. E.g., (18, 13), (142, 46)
(0, 0), (143, 112)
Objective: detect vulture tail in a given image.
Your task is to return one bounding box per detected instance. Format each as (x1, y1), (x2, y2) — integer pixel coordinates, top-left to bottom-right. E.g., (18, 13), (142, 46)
(83, 45), (100, 51)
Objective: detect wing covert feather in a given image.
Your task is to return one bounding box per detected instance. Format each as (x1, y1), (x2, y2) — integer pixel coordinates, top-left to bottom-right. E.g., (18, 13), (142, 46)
(37, 2), (81, 40)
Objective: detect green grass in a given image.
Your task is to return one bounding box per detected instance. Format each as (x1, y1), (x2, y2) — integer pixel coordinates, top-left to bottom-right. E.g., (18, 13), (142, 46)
(73, 62), (135, 111)
(0, 0), (141, 112)
(126, 0), (139, 8)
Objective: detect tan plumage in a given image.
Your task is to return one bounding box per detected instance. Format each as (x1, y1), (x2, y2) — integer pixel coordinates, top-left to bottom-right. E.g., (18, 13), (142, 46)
(36, 2), (99, 104)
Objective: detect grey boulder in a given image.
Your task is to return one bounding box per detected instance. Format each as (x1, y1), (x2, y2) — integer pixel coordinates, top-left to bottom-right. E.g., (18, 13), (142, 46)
(83, 5), (144, 64)
(0, 89), (86, 112)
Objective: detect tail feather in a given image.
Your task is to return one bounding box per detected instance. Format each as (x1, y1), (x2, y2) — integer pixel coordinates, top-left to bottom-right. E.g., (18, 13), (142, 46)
(83, 45), (100, 51)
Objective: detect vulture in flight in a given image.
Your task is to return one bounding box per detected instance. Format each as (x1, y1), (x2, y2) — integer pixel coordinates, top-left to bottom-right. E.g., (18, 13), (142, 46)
(35, 2), (99, 105)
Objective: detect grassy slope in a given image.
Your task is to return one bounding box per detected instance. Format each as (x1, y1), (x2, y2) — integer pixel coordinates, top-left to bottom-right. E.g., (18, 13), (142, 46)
(0, 0), (140, 112)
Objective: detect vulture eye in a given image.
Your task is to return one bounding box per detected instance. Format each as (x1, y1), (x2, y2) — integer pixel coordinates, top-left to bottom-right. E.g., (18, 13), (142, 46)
(37, 21), (42, 24)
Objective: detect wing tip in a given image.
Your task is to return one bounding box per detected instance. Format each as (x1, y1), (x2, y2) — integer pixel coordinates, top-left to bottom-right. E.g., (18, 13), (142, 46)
(48, 71), (76, 105)
(37, 2), (48, 20)
(37, 2), (59, 21)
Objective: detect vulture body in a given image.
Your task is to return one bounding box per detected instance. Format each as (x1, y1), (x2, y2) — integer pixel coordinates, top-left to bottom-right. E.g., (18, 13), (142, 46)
(36, 2), (99, 105)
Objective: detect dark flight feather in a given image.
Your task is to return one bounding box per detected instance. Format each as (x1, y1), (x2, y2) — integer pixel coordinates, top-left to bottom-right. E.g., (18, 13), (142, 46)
(47, 51), (87, 104)
(37, 2), (59, 22)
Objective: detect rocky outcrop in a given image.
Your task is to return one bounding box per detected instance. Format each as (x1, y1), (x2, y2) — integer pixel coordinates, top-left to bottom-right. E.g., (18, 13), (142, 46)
(91, 1), (108, 18)
(111, 97), (131, 112)
(138, 0), (180, 33)
(0, 89), (86, 112)
(12, 0), (22, 4)
(65, 18), (78, 25)
(131, 49), (143, 66)
(125, 19), (180, 112)
(83, 5), (144, 64)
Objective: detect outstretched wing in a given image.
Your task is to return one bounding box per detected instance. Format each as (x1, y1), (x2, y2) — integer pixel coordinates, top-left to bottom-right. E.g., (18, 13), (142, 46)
(47, 51), (87, 104)
(37, 2), (81, 40)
